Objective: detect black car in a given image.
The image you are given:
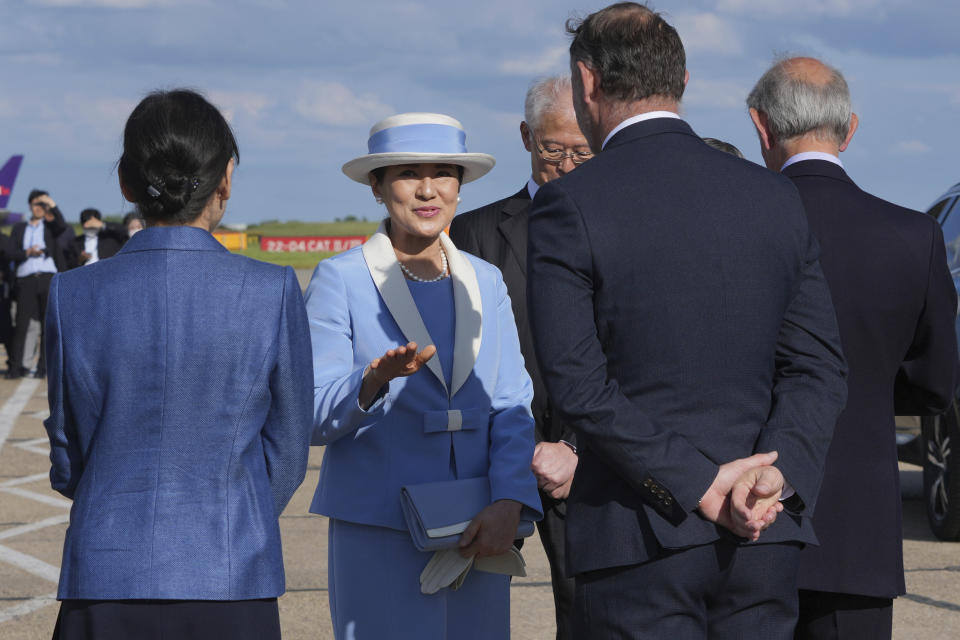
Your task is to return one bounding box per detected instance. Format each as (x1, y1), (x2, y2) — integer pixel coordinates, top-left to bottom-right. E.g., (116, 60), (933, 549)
(897, 181), (960, 540)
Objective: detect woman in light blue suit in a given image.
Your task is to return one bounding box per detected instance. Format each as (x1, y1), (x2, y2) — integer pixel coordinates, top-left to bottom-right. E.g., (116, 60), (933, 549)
(306, 113), (542, 639)
(44, 90), (313, 639)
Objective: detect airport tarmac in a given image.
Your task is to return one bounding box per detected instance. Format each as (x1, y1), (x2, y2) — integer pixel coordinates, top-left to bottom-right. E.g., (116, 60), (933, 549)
(1, 370), (959, 638)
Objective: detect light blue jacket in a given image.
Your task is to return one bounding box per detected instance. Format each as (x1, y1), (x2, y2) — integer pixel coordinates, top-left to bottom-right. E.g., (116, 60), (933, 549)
(44, 227), (313, 600)
(306, 224), (542, 529)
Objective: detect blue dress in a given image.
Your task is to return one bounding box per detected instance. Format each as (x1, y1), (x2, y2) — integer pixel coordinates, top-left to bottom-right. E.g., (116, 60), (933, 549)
(326, 278), (510, 640)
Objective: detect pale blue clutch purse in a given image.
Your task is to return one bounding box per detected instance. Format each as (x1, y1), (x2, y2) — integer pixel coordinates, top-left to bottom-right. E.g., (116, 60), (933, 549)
(401, 477), (536, 552)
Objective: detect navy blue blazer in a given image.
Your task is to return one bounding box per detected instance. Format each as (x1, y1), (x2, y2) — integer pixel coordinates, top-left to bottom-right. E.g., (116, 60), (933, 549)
(305, 224), (542, 530)
(528, 118), (848, 576)
(44, 226), (313, 600)
(786, 159), (958, 598)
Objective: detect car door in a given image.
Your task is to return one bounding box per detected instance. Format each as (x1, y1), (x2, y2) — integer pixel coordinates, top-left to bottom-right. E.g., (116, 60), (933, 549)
(928, 196), (960, 343)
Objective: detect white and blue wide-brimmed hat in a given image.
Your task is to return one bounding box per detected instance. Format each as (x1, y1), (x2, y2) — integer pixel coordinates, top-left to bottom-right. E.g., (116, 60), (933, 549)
(342, 112), (495, 185)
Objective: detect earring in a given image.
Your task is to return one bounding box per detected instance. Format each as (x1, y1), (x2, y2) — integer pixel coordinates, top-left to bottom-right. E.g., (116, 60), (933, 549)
(375, 196), (384, 205)
(457, 196), (462, 203)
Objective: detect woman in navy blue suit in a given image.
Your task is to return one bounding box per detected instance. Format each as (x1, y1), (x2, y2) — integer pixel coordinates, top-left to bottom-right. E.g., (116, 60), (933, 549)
(44, 90), (313, 639)
(306, 113), (542, 639)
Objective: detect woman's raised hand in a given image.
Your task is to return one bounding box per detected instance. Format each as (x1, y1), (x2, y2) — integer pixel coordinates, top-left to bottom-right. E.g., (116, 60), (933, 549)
(371, 342), (437, 381)
(358, 342), (436, 409)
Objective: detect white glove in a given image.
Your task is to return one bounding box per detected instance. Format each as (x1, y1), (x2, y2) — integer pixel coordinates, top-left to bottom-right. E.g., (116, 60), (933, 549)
(473, 546), (526, 577)
(420, 549), (475, 595)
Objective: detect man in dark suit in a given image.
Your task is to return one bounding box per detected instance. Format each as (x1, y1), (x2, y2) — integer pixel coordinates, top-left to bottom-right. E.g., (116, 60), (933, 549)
(748, 56), (958, 640)
(0, 233), (16, 370)
(450, 75), (591, 640)
(67, 208), (127, 269)
(527, 4), (848, 638)
(7, 189), (67, 378)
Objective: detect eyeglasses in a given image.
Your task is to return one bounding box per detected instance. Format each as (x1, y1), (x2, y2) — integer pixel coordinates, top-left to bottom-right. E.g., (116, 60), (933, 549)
(534, 137), (594, 165)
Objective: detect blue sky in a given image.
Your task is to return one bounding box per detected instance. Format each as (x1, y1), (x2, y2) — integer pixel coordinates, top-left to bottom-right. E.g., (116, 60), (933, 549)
(3, 0), (959, 223)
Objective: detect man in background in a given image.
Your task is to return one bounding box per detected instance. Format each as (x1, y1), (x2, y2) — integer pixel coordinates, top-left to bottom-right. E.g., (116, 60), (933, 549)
(449, 75), (591, 640)
(67, 207), (127, 268)
(528, 4), (847, 637)
(748, 56), (958, 640)
(6, 189), (66, 378)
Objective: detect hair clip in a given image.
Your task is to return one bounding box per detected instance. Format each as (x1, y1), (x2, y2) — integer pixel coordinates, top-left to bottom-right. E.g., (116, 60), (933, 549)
(146, 184), (161, 198)
(190, 177), (200, 192)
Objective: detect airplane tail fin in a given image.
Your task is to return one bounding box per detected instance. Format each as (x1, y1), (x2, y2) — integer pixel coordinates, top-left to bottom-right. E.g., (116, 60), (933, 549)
(0, 155), (24, 210)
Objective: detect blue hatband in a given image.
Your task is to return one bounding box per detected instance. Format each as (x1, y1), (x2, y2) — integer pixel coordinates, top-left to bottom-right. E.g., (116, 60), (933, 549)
(367, 124), (467, 155)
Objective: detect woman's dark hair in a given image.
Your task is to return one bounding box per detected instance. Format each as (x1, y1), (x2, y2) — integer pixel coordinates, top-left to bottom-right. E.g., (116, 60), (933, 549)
(369, 164), (464, 186)
(566, 2), (686, 103)
(119, 89), (239, 225)
(79, 208), (102, 225)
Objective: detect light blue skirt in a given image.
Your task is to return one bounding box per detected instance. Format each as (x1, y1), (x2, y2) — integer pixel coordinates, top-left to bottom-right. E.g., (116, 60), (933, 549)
(328, 519), (510, 640)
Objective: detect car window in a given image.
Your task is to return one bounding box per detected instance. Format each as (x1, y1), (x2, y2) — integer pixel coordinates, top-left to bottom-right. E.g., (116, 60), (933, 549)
(927, 197), (954, 221)
(938, 198), (960, 273)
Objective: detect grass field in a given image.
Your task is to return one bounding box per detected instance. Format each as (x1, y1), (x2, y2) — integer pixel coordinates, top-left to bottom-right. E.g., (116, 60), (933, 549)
(232, 247), (332, 269)
(244, 220), (380, 236)
(235, 220), (379, 267)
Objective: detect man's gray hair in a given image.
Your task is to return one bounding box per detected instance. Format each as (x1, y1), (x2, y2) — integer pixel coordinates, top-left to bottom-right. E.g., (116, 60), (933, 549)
(746, 58), (852, 145)
(524, 75), (573, 131)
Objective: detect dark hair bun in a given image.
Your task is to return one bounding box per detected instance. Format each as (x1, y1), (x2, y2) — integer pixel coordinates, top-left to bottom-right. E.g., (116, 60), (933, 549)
(119, 89), (239, 226)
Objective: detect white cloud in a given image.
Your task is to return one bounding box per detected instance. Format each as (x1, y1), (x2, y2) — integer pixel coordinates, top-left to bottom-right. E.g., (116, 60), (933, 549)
(0, 52), (63, 66)
(683, 79), (750, 109)
(208, 90), (273, 122)
(498, 46), (568, 76)
(28, 0), (176, 6)
(893, 139), (932, 154)
(715, 0), (906, 18)
(925, 83), (960, 107)
(673, 13), (742, 55)
(293, 82), (393, 127)
(66, 96), (138, 140)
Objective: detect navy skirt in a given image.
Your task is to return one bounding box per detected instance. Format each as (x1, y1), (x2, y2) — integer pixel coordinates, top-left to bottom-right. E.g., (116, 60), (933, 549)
(52, 598), (280, 640)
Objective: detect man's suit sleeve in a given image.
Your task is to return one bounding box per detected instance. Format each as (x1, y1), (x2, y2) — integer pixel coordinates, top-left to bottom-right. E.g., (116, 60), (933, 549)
(43, 275), (83, 499)
(754, 222), (847, 515)
(8, 225), (28, 264)
(261, 266), (314, 516)
(64, 238), (80, 270)
(527, 182), (718, 519)
(46, 227), (67, 272)
(894, 220), (959, 414)
(0, 233), (12, 262)
(45, 206), (67, 239)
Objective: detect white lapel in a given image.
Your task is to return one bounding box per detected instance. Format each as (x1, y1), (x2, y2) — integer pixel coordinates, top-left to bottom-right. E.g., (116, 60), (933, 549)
(440, 231), (483, 398)
(362, 222), (447, 392)
(361, 222), (483, 399)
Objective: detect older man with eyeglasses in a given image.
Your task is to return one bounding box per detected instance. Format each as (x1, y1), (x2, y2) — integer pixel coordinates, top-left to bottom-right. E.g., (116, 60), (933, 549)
(448, 75), (591, 640)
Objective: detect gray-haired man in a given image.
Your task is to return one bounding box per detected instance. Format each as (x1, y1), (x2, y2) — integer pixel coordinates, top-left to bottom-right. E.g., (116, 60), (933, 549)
(748, 56), (958, 640)
(449, 75), (591, 640)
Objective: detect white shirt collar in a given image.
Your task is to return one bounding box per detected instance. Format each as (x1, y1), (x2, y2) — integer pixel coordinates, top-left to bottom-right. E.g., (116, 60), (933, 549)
(602, 111), (682, 150)
(84, 234), (100, 264)
(780, 151), (843, 172)
(526, 176), (540, 200)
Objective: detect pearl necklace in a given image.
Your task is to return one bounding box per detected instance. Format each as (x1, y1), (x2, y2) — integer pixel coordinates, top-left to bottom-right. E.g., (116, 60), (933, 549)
(399, 248), (449, 282)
